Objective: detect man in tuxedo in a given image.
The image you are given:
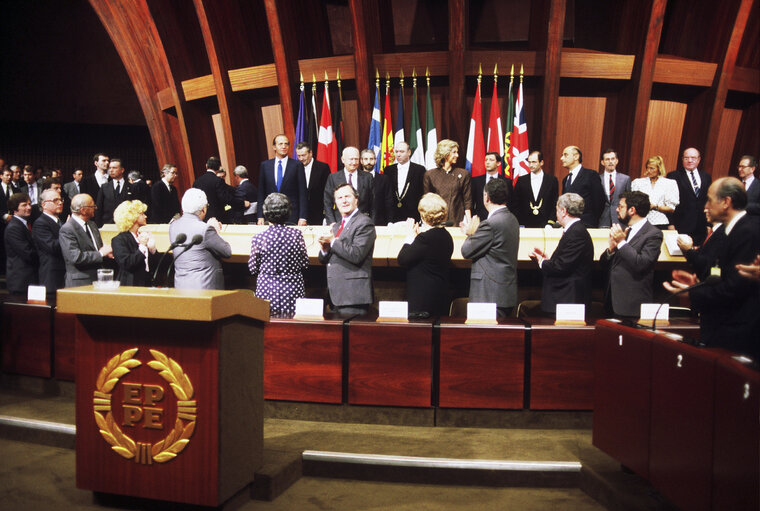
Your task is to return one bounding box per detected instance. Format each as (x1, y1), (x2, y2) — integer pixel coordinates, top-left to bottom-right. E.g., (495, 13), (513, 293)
(95, 158), (132, 226)
(63, 169), (83, 201)
(737, 155), (759, 216)
(600, 191), (663, 318)
(529, 193), (594, 314)
(323, 147), (374, 224)
(150, 164), (181, 224)
(667, 147), (712, 244)
(460, 178), (520, 318)
(560, 145), (605, 227)
(33, 189), (66, 296)
(512, 151), (558, 227)
(295, 142), (331, 225)
(257, 135), (307, 225)
(60, 194), (113, 287)
(318, 183), (377, 315)
(472, 152), (511, 221)
(361, 149), (394, 226)
(382, 141), (426, 222)
(232, 165), (258, 224)
(598, 149), (631, 227)
(4, 192), (38, 294)
(80, 153), (110, 199)
(194, 156), (246, 222)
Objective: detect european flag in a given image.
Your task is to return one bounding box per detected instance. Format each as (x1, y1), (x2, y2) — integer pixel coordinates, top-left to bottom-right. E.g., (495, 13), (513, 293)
(367, 88), (382, 173)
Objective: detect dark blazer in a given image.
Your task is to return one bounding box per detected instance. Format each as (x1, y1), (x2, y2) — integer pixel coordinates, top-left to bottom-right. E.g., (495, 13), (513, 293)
(95, 178), (132, 227)
(371, 172), (395, 226)
(539, 220), (594, 313)
(383, 162), (426, 222)
(562, 168), (605, 227)
(666, 168), (712, 244)
(59, 216), (105, 287)
(513, 172), (558, 227)
(306, 159), (331, 225)
(690, 214), (760, 358)
(80, 172), (105, 200)
(129, 180), (152, 211)
(598, 171), (632, 227)
(745, 178), (760, 216)
(471, 174), (512, 221)
(599, 220), (663, 317)
(112, 231), (156, 286)
(233, 179), (258, 224)
(323, 170), (374, 224)
(257, 158), (308, 224)
(193, 171), (240, 222)
(4, 216), (38, 294)
(397, 227), (453, 316)
(32, 213), (65, 295)
(150, 180), (181, 224)
(683, 224), (726, 281)
(0, 183), (20, 215)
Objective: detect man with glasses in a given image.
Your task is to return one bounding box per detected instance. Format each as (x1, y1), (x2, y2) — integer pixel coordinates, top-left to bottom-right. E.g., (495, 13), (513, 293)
(33, 189), (66, 295)
(667, 147), (712, 244)
(737, 155), (759, 216)
(59, 194), (113, 287)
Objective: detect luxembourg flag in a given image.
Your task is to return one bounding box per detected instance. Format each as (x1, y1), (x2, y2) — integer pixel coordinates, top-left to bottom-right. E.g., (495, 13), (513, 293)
(316, 86), (337, 172)
(367, 88), (382, 173)
(465, 80), (485, 176)
(511, 80), (529, 182)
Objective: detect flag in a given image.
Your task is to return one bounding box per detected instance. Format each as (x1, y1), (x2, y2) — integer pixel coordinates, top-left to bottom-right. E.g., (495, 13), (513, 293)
(409, 81), (425, 166)
(367, 87), (382, 173)
(424, 78), (437, 170)
(503, 76), (515, 179)
(293, 84), (307, 158)
(486, 80), (503, 173)
(380, 85), (394, 173)
(308, 81), (319, 154)
(394, 81), (405, 152)
(316, 84), (337, 172)
(332, 82), (344, 163)
(511, 80), (529, 183)
(465, 80), (485, 176)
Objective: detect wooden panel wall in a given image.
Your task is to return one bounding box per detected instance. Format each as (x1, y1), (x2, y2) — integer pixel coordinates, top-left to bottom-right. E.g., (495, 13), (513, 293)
(642, 100), (688, 173)
(555, 97), (607, 179)
(261, 106), (284, 161)
(713, 108), (743, 176)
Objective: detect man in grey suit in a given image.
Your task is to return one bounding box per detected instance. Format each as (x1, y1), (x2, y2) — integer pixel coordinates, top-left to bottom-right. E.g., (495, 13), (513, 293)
(600, 190), (663, 318)
(460, 178), (520, 318)
(318, 183), (377, 315)
(169, 188), (232, 290)
(63, 169), (83, 201)
(598, 149), (631, 227)
(323, 147), (374, 224)
(59, 194), (114, 287)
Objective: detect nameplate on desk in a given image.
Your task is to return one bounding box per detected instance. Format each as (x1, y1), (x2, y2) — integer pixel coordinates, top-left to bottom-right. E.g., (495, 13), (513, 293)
(27, 285), (47, 304)
(465, 303), (497, 325)
(378, 301), (408, 322)
(293, 298), (324, 320)
(555, 304), (586, 325)
(638, 303), (669, 326)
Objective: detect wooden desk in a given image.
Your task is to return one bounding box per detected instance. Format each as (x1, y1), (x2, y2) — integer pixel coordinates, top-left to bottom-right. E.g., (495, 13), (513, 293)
(53, 311), (76, 381)
(1, 298), (54, 378)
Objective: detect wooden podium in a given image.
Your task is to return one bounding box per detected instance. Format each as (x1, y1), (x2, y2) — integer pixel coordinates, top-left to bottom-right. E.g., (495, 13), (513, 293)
(57, 286), (269, 507)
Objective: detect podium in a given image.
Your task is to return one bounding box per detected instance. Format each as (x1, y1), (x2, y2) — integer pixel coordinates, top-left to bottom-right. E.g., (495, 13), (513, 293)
(57, 286), (269, 507)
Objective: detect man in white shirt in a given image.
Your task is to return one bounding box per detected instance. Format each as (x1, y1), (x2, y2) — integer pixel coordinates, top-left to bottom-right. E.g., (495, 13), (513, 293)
(598, 149), (631, 227)
(737, 155), (759, 216)
(513, 150), (559, 227)
(296, 142), (330, 225)
(382, 142), (426, 222)
(666, 147), (712, 244)
(81, 153), (110, 198)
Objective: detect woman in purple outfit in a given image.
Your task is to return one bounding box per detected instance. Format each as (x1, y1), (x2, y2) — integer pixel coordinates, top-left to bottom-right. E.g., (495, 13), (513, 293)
(248, 193), (309, 316)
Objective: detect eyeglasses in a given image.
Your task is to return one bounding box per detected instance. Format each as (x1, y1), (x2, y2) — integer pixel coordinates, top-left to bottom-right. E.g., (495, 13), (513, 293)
(81, 205), (97, 210)
(44, 199), (63, 204)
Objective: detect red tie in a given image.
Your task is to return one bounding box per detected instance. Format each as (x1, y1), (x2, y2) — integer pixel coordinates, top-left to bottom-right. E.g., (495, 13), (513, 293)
(335, 219), (346, 238)
(348, 172), (353, 188)
(609, 175), (615, 202)
(27, 223), (32, 233)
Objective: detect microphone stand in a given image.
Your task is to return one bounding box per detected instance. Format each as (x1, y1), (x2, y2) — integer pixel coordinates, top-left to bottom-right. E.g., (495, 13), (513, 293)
(151, 233), (187, 286)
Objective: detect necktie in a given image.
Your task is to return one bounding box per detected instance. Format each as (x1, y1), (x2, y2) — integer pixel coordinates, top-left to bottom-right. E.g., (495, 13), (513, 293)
(689, 171), (699, 196)
(84, 223), (97, 249)
(276, 160), (283, 191)
(335, 219), (346, 238)
(115, 181), (121, 195)
(609, 175), (615, 202)
(348, 172), (353, 188)
(27, 222), (32, 233)
(4, 185), (8, 200)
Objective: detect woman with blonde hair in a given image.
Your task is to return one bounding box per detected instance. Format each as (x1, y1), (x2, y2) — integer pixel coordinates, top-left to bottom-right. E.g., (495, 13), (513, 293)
(397, 193), (454, 317)
(112, 200), (157, 286)
(423, 139), (472, 225)
(631, 155), (680, 228)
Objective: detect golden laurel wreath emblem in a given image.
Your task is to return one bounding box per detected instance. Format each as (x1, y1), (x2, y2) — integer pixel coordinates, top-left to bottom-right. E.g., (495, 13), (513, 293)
(92, 348), (197, 464)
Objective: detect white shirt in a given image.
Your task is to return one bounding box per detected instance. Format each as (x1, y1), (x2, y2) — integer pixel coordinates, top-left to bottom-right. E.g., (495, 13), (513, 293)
(72, 215), (99, 249)
(1, 183), (12, 197)
(344, 169), (359, 189)
(303, 159), (314, 188)
(27, 182), (38, 204)
(563, 217), (581, 233)
(744, 175), (755, 191)
(724, 210), (747, 236)
(95, 170), (109, 187)
(131, 231), (150, 272)
(161, 177), (172, 190)
(617, 218), (648, 249)
(487, 205), (507, 219)
(275, 156), (289, 173)
(530, 171), (544, 201)
(113, 178), (125, 192)
(396, 161), (410, 195)
(568, 164), (582, 185)
(631, 177), (680, 226)
(687, 169), (702, 192)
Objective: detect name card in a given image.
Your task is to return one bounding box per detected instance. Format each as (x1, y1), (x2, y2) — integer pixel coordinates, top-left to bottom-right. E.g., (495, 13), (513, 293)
(294, 298), (324, 320)
(639, 303), (669, 326)
(378, 301), (408, 322)
(466, 302), (498, 324)
(555, 304), (585, 325)
(27, 285), (47, 304)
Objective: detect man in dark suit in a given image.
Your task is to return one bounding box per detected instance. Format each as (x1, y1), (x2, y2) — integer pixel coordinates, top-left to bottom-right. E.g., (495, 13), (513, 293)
(33, 188), (66, 296)
(530, 193), (594, 314)
(460, 179), (520, 318)
(232, 165), (258, 224)
(318, 183), (377, 315)
(95, 158), (132, 226)
(512, 151), (558, 227)
(667, 147), (712, 244)
(194, 156), (246, 222)
(323, 147), (374, 224)
(560, 145), (605, 227)
(59, 194), (114, 287)
(471, 152), (511, 221)
(1, 167), (20, 216)
(128, 170), (151, 209)
(4, 192), (38, 294)
(600, 191), (663, 318)
(382, 141), (427, 222)
(150, 164), (181, 224)
(598, 149), (631, 227)
(361, 149), (394, 226)
(80, 153), (110, 199)
(63, 169), (83, 201)
(257, 135), (307, 225)
(737, 155), (759, 216)
(295, 142), (331, 225)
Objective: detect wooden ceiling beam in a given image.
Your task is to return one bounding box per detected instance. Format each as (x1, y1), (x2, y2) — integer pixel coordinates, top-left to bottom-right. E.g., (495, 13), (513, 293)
(537, 0), (566, 175)
(264, 0), (297, 146)
(448, 0), (466, 146)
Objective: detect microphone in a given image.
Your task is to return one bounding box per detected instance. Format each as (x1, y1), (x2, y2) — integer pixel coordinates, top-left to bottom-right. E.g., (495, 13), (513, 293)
(651, 274), (720, 330)
(164, 234), (204, 285)
(151, 233), (188, 286)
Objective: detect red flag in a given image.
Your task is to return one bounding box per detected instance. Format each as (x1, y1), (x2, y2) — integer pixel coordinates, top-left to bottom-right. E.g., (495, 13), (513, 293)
(511, 81), (529, 183)
(317, 86), (337, 172)
(486, 81), (503, 174)
(380, 86), (394, 173)
(465, 81), (485, 176)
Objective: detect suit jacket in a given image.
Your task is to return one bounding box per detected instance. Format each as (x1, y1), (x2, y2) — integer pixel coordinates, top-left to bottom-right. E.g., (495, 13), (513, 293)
(471, 174), (513, 221)
(323, 170), (374, 224)
(129, 180), (152, 211)
(397, 227), (453, 316)
(59, 216), (105, 287)
(666, 168), (712, 244)
(318, 211), (376, 306)
(383, 162), (426, 222)
(32, 213), (65, 295)
(169, 213), (231, 290)
(95, 178), (132, 226)
(4, 216), (38, 293)
(233, 179), (258, 224)
(683, 224), (726, 281)
(540, 220), (594, 313)
(193, 171), (240, 222)
(562, 168), (605, 227)
(460, 207), (520, 308)
(112, 231), (157, 287)
(512, 173), (558, 227)
(690, 214), (760, 358)
(306, 160), (331, 225)
(600, 219), (663, 317)
(0, 183), (20, 215)
(63, 180), (80, 201)
(257, 158), (308, 224)
(745, 178), (760, 216)
(371, 172), (395, 226)
(150, 180), (181, 224)
(598, 171), (632, 227)
(80, 172), (106, 199)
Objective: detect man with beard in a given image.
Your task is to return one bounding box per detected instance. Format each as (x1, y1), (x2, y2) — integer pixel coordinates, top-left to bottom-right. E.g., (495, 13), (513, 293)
(360, 149), (394, 226)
